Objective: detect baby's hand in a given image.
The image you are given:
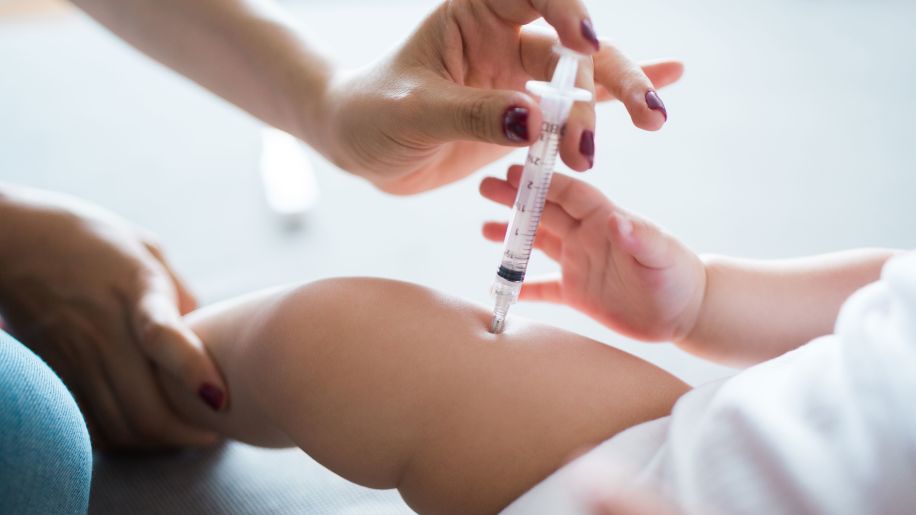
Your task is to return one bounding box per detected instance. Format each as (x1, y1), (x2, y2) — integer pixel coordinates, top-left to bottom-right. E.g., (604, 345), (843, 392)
(479, 165), (706, 342)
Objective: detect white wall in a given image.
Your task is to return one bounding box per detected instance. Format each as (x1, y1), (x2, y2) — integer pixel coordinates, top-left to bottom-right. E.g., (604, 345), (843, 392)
(2, 0), (914, 385)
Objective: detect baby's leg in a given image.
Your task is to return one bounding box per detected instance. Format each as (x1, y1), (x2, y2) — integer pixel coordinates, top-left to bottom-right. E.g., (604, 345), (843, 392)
(162, 278), (688, 514)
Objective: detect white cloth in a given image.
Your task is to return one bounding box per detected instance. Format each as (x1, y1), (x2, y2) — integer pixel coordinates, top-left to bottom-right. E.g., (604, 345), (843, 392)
(503, 251), (916, 515)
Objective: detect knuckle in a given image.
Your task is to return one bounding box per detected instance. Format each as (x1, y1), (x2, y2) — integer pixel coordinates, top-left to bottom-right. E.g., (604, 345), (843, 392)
(622, 70), (650, 100)
(459, 96), (492, 140)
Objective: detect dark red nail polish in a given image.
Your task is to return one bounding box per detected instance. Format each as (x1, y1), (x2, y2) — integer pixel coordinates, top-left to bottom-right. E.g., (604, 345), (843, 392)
(198, 383), (224, 411)
(580, 19), (600, 51)
(579, 130), (595, 168)
(503, 106), (529, 143)
(645, 90), (667, 121)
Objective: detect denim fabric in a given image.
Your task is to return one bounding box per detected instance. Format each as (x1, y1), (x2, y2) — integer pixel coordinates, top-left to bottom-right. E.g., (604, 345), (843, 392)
(0, 330), (92, 514)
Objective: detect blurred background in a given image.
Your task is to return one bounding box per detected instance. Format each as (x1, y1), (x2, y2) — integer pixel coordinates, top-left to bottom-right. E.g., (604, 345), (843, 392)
(1, 0), (914, 387)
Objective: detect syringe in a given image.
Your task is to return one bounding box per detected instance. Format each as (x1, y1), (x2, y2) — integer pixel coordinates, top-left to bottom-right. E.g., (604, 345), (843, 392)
(489, 47), (592, 334)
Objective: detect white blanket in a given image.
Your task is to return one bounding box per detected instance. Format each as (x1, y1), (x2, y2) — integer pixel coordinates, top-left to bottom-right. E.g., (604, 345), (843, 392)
(504, 251), (916, 514)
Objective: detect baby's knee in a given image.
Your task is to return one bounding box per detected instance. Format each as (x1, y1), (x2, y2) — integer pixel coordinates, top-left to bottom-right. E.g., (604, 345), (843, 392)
(0, 333), (92, 515)
(239, 277), (487, 490)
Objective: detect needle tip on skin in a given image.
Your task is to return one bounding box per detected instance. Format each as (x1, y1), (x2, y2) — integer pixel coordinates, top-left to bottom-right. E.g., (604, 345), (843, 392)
(490, 315), (506, 334)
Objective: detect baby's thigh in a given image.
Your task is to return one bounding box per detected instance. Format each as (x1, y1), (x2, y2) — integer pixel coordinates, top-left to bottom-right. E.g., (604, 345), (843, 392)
(254, 278), (688, 514)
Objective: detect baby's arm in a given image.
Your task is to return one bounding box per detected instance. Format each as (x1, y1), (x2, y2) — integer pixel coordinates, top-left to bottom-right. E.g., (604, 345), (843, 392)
(684, 249), (896, 363)
(159, 278), (687, 514)
(480, 166), (899, 366)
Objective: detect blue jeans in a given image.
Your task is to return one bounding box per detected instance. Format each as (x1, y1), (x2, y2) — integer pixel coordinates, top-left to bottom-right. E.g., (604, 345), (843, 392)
(0, 330), (92, 514)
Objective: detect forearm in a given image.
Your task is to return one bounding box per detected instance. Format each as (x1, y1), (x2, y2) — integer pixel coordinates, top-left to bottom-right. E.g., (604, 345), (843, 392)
(164, 278), (687, 514)
(681, 248), (900, 365)
(70, 0), (334, 148)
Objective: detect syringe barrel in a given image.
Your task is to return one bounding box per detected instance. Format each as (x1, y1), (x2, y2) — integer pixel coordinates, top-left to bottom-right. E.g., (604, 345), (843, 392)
(489, 48), (590, 333)
(495, 94), (575, 283)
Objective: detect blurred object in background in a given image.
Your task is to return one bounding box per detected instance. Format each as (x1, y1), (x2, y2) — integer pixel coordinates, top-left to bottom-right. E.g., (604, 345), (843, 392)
(0, 0), (71, 18)
(259, 127), (319, 228)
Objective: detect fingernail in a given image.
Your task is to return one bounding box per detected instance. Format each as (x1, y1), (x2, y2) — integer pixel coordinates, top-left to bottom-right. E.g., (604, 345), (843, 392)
(198, 383), (224, 411)
(645, 90), (668, 121)
(580, 19), (600, 51)
(503, 106), (529, 143)
(579, 130), (595, 169)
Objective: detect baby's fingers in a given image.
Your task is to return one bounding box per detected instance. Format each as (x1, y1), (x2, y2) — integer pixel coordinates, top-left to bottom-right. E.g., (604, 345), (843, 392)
(482, 221), (563, 261)
(479, 174), (577, 236)
(501, 165), (612, 221)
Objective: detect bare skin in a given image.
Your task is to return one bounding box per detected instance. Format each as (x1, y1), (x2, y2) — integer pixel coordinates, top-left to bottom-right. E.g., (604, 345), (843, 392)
(160, 278), (688, 514)
(0, 184), (226, 449)
(70, 0), (681, 194)
(157, 168), (896, 514)
(479, 165), (897, 366)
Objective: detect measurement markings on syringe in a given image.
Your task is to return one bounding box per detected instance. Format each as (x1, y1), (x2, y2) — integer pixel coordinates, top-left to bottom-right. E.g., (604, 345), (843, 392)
(489, 47), (592, 333)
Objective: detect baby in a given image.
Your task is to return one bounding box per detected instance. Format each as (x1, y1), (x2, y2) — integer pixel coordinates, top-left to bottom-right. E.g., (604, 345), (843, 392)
(159, 165), (910, 514)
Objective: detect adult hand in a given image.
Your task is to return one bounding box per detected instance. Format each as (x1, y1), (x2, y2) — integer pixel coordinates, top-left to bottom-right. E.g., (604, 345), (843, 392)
(317, 0), (683, 194)
(0, 186), (227, 449)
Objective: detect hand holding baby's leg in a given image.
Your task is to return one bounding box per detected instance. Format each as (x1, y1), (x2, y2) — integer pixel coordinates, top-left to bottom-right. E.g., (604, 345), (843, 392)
(165, 278), (687, 514)
(480, 165), (706, 342)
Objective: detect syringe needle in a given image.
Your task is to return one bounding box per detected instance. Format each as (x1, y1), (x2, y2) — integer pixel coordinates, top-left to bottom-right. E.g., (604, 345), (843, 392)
(490, 314), (506, 334)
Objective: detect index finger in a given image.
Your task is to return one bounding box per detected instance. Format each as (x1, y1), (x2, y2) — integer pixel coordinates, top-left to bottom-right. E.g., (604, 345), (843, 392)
(593, 41), (671, 130)
(517, 27), (597, 171)
(484, 0), (601, 54)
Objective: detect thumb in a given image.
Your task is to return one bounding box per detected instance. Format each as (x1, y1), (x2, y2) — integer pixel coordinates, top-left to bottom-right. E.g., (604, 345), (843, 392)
(131, 276), (228, 412)
(609, 211), (672, 270)
(416, 81), (542, 146)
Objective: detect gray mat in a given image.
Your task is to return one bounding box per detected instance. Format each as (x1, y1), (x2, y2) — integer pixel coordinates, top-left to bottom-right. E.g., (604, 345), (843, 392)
(90, 442), (413, 514)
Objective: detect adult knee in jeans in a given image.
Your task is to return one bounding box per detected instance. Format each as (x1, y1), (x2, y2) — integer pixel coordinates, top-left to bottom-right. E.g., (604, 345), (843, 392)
(0, 331), (92, 515)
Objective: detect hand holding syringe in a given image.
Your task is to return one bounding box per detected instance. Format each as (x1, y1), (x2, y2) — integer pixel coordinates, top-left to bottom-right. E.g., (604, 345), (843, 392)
(490, 47), (593, 333)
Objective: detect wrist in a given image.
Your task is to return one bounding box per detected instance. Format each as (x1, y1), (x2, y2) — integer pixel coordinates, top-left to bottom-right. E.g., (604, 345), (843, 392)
(293, 66), (376, 176)
(673, 254), (712, 348)
(285, 53), (342, 160)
